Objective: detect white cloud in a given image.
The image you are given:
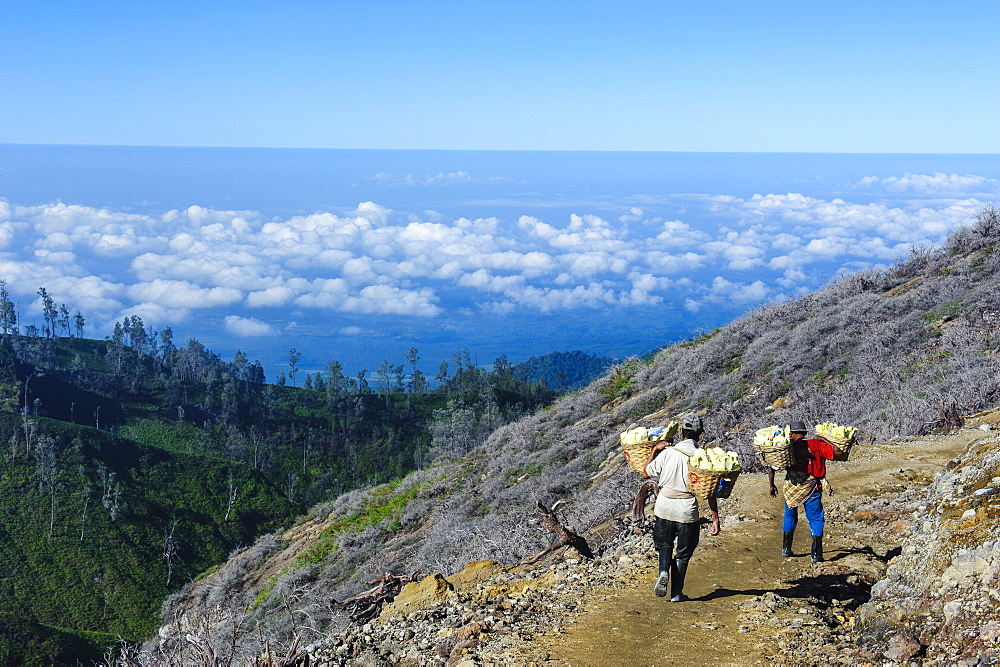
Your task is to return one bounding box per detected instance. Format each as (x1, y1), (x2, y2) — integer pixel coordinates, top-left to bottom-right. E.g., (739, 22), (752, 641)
(708, 276), (770, 304)
(500, 283), (619, 312)
(617, 207), (644, 225)
(352, 201), (392, 223)
(247, 286), (296, 307)
(342, 285), (441, 316)
(0, 181), (988, 346)
(776, 268), (807, 288)
(656, 219), (705, 247)
(566, 252), (620, 277)
(856, 172), (1000, 194)
(367, 171), (514, 187)
(625, 272), (667, 306)
(33, 249), (78, 267)
(111, 303), (191, 331)
(224, 315), (276, 337)
(127, 280), (243, 309)
(0, 222), (18, 249)
(456, 269), (526, 293)
(803, 237), (849, 258)
(454, 216), (500, 235)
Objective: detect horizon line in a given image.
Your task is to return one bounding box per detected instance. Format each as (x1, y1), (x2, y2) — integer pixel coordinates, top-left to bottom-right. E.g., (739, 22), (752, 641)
(2, 142), (998, 157)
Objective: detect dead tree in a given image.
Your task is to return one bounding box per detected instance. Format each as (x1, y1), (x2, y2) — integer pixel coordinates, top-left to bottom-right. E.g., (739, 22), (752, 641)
(919, 399), (964, 434)
(331, 571), (421, 624)
(521, 500), (593, 565)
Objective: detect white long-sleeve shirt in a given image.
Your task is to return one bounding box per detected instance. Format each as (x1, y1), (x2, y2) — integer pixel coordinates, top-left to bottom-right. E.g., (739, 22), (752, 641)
(645, 439), (700, 523)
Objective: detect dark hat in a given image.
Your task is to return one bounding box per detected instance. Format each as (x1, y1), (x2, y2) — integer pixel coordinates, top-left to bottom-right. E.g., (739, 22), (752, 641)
(682, 413), (703, 431)
(789, 420), (808, 433)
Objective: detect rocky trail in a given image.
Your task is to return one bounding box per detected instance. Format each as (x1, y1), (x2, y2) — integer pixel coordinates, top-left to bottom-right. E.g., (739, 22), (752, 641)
(539, 431), (970, 666)
(315, 426), (987, 665)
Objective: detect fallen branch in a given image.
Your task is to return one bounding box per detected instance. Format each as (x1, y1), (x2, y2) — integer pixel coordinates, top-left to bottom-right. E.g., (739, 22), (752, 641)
(331, 571), (421, 624)
(521, 500), (593, 565)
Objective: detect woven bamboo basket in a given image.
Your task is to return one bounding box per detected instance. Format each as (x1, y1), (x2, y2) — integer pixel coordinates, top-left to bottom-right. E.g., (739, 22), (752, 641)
(687, 465), (742, 500)
(623, 444), (655, 473)
(816, 434), (855, 461)
(620, 421), (678, 473)
(754, 441), (795, 469)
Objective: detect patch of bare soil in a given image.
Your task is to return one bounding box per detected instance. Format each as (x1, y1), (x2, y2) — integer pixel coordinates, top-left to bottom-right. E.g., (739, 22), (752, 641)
(533, 431), (976, 666)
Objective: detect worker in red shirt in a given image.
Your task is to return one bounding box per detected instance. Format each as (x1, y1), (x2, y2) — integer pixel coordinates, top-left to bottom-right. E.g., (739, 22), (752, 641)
(766, 420), (844, 562)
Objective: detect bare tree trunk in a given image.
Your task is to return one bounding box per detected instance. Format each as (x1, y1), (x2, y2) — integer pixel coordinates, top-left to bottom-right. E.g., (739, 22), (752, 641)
(48, 488), (57, 542)
(522, 500), (593, 565)
(80, 488), (90, 542)
(163, 518), (180, 586)
(331, 571), (422, 624)
(224, 474), (238, 521)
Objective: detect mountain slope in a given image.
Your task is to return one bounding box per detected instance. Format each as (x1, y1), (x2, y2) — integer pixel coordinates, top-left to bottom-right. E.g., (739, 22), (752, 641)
(146, 208), (1000, 662)
(0, 313), (560, 662)
(0, 412), (295, 660)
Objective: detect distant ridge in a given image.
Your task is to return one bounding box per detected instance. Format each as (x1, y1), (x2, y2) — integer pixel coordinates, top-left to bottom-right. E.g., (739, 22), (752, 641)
(513, 350), (616, 391)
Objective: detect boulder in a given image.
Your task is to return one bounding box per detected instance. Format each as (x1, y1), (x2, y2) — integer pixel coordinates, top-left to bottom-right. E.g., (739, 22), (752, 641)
(379, 573), (455, 619)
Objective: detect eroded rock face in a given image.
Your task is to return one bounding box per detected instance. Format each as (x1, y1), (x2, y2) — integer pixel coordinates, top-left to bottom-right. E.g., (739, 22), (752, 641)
(378, 572), (455, 619)
(854, 425), (1000, 663)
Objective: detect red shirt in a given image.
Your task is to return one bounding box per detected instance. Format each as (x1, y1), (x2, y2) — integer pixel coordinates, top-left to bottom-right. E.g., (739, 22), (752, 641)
(790, 438), (836, 478)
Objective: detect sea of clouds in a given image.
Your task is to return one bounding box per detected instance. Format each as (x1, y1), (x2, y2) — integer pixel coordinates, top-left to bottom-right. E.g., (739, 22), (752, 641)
(1, 169), (996, 372)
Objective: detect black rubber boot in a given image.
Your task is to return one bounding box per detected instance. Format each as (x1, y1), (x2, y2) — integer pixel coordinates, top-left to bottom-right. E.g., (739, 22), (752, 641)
(653, 550), (670, 597)
(782, 531), (794, 557)
(669, 558), (690, 602)
(811, 535), (824, 562)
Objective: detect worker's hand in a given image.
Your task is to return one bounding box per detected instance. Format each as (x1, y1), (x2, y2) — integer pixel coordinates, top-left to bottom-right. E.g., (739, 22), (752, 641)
(769, 484), (777, 498)
(709, 518), (721, 536)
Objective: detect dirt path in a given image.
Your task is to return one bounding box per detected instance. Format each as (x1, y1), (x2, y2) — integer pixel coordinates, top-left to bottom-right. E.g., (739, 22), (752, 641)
(538, 431), (977, 666)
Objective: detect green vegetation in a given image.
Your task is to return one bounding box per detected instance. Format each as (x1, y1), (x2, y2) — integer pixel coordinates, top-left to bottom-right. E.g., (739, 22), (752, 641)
(0, 412), (295, 657)
(598, 360), (640, 401)
(297, 480), (429, 567)
(513, 350), (615, 391)
(921, 299), (964, 323)
(730, 379), (751, 401)
(679, 327), (721, 348)
(0, 611), (115, 665)
(0, 309), (559, 659)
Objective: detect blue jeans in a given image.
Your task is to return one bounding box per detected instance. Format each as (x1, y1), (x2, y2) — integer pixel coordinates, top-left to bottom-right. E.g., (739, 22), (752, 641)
(783, 487), (825, 536)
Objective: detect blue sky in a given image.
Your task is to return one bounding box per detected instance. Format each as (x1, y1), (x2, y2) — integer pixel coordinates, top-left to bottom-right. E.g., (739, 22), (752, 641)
(2, 1), (998, 152)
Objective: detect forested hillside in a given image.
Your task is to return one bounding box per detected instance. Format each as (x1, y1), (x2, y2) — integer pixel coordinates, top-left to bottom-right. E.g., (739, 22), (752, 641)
(0, 412), (293, 660)
(145, 207), (1000, 663)
(0, 302), (558, 662)
(513, 350), (615, 391)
